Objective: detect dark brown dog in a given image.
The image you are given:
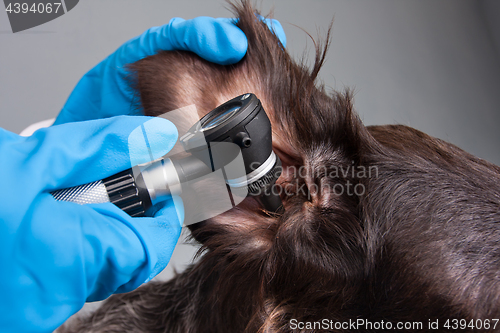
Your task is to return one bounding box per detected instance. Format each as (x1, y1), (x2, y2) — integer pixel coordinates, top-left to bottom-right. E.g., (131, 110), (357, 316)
(61, 1), (500, 332)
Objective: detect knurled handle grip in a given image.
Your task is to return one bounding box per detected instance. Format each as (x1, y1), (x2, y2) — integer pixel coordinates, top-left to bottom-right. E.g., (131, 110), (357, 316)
(51, 180), (109, 204)
(51, 169), (152, 217)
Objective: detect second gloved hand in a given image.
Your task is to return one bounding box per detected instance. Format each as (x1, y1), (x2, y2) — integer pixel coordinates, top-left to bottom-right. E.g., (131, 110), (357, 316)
(54, 16), (286, 125)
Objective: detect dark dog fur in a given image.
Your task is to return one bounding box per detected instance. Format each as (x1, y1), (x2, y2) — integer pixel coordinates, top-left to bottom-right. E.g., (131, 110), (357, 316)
(60, 1), (500, 332)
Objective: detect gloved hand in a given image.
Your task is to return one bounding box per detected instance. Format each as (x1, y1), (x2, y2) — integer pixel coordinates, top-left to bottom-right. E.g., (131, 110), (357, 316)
(0, 116), (182, 333)
(54, 16), (286, 125)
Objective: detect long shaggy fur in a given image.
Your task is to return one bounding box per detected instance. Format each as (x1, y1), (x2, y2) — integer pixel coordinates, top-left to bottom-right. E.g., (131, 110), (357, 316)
(60, 1), (500, 332)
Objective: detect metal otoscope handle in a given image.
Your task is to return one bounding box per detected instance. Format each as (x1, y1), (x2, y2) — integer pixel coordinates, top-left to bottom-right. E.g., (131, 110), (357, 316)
(51, 155), (212, 217)
(51, 93), (285, 217)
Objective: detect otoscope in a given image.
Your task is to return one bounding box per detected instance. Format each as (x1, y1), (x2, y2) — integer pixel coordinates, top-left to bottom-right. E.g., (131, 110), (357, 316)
(51, 93), (284, 218)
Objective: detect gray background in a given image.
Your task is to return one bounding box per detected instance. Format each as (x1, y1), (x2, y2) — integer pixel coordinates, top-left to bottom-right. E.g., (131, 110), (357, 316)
(1, 0), (500, 310)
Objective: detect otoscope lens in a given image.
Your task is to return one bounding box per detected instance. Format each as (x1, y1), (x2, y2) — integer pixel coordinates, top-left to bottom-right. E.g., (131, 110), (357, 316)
(201, 105), (241, 131)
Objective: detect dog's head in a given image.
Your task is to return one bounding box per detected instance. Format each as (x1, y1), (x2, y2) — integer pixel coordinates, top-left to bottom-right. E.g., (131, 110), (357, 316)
(127, 0), (500, 328)
(128, 2), (372, 325)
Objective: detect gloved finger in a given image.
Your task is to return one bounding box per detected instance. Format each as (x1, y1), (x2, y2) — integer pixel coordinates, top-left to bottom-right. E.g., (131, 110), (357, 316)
(101, 16), (250, 68)
(20, 116), (177, 190)
(255, 15), (287, 48)
(167, 16), (248, 65)
(129, 195), (185, 282)
(220, 15), (287, 48)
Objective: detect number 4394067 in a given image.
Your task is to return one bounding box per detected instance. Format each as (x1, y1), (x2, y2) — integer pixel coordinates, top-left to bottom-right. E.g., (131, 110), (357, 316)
(5, 2), (62, 14)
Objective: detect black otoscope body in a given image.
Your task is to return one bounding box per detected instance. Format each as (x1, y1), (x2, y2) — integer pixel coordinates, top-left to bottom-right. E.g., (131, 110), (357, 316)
(51, 93), (284, 217)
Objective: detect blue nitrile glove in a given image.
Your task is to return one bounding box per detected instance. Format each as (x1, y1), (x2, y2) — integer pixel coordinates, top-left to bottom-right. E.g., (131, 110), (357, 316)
(54, 16), (286, 125)
(0, 116), (183, 333)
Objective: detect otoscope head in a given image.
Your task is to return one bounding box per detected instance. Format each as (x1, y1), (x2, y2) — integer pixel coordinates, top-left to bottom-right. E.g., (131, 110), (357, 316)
(180, 93), (284, 213)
